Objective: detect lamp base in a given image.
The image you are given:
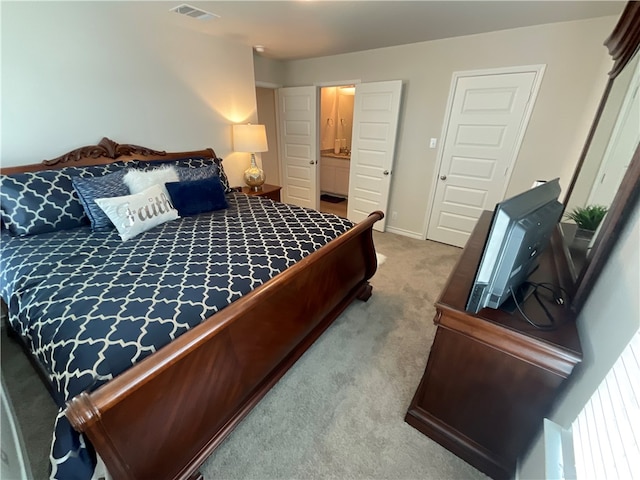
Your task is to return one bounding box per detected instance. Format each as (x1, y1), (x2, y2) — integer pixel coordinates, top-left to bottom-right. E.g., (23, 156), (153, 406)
(244, 153), (266, 192)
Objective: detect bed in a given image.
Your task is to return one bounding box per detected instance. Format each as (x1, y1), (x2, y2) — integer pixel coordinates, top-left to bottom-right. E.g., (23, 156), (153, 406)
(0, 137), (383, 479)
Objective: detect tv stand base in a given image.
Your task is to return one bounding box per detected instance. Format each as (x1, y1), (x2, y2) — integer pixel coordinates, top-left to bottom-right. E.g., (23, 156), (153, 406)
(405, 212), (581, 480)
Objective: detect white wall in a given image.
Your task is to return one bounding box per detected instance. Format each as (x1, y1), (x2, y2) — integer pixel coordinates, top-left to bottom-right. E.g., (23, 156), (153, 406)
(253, 54), (286, 87)
(259, 16), (617, 237)
(1, 2), (258, 186)
(255, 87), (280, 185)
(518, 198), (640, 478)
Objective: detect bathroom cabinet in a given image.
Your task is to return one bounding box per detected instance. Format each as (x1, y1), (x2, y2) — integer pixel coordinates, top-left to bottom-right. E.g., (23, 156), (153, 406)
(320, 156), (350, 197)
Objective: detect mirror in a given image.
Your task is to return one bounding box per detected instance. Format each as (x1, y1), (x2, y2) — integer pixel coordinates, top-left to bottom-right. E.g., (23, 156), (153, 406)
(562, 1), (640, 312)
(563, 51), (639, 268)
(320, 85), (355, 155)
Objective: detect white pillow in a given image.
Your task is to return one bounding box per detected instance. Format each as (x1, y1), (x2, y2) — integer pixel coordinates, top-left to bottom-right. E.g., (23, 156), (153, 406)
(95, 184), (179, 241)
(123, 166), (179, 198)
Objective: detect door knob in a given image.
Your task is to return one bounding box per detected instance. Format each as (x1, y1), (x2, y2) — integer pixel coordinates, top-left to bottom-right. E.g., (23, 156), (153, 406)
(440, 175), (447, 180)
(383, 170), (390, 176)
(309, 160), (316, 165)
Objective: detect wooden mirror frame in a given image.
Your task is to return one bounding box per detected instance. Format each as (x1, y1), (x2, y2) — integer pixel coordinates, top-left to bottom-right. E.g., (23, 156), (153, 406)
(564, 1), (640, 312)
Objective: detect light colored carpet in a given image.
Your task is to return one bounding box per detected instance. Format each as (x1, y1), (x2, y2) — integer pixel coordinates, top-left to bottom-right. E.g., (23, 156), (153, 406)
(201, 231), (485, 480)
(1, 231), (487, 480)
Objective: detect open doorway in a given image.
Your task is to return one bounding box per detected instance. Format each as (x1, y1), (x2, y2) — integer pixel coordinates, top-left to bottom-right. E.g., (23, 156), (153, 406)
(319, 85), (354, 218)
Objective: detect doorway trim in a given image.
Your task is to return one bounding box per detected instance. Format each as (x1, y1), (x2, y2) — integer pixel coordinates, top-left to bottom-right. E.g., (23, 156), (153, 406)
(314, 79), (362, 88)
(422, 64), (546, 241)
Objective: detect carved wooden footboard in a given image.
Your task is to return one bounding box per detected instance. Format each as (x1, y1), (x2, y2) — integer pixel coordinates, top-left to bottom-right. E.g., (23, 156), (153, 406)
(1, 138), (383, 479)
(66, 208), (382, 479)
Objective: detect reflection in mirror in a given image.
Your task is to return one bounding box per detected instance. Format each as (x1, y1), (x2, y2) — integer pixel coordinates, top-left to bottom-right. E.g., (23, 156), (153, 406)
(320, 85), (355, 155)
(567, 1), (640, 312)
(566, 54), (639, 213)
(562, 50), (639, 273)
(337, 86), (355, 152)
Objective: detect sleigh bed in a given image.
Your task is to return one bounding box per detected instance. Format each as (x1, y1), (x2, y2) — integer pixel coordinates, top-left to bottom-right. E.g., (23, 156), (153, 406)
(0, 138), (383, 479)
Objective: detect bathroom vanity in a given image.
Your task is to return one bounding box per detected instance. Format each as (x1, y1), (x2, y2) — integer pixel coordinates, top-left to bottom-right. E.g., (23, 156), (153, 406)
(320, 153), (350, 197)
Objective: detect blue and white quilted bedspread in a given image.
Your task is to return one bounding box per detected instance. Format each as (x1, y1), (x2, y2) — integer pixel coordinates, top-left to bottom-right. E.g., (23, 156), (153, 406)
(0, 193), (353, 479)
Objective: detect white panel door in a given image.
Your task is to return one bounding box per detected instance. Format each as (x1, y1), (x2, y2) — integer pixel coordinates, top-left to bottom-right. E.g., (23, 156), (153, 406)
(347, 80), (403, 232)
(427, 69), (540, 247)
(278, 86), (318, 209)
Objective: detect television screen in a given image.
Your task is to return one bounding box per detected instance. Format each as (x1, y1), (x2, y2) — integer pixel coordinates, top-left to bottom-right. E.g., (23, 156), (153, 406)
(465, 178), (563, 314)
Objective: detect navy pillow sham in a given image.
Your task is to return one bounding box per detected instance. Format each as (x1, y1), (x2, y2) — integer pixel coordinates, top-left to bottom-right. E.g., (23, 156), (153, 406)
(0, 163), (126, 236)
(165, 176), (229, 217)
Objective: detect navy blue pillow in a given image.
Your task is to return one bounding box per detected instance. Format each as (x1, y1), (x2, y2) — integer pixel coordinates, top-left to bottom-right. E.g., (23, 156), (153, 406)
(165, 176), (229, 217)
(72, 170), (129, 231)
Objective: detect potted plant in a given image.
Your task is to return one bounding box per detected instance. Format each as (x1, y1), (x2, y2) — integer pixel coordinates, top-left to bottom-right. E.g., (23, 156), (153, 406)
(564, 204), (608, 249)
(565, 204), (608, 231)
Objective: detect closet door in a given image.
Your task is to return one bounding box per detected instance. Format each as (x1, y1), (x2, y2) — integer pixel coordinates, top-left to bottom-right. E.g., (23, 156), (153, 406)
(426, 66), (544, 247)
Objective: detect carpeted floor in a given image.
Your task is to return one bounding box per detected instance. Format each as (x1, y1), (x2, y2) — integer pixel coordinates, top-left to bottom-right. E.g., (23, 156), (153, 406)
(1, 231), (487, 480)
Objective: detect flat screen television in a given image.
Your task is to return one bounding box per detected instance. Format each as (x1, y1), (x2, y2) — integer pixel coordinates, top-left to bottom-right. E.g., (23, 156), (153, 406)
(465, 178), (563, 314)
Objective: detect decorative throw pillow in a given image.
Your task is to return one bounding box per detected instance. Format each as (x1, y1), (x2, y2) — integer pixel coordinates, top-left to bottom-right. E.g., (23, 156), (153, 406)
(214, 158), (232, 194)
(122, 166), (178, 198)
(132, 157), (232, 193)
(72, 170), (129, 231)
(0, 163), (126, 236)
(165, 176), (229, 217)
(174, 161), (232, 193)
(94, 184), (179, 241)
(175, 165), (219, 182)
(134, 157), (214, 171)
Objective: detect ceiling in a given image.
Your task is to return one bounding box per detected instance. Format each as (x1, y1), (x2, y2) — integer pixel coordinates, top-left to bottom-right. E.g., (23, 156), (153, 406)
(161, 1), (626, 61)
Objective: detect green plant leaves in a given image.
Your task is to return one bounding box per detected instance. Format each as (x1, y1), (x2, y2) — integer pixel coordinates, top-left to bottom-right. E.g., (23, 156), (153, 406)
(564, 204), (608, 231)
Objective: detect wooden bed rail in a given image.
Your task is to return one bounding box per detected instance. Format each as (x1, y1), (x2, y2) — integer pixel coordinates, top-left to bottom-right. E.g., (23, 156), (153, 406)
(65, 210), (384, 480)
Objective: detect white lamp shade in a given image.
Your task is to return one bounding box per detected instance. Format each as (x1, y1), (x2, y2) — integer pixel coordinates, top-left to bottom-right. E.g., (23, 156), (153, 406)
(233, 124), (268, 153)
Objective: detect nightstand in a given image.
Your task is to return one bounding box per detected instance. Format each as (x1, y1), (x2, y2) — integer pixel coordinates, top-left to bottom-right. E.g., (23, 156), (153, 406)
(241, 184), (282, 202)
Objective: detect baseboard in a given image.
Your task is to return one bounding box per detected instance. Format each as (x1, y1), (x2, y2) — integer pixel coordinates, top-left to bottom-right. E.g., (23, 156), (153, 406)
(384, 226), (423, 240)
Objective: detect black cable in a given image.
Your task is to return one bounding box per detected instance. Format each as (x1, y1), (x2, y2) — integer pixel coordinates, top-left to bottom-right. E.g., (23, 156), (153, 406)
(527, 281), (570, 306)
(509, 285), (558, 331)
(533, 288), (556, 325)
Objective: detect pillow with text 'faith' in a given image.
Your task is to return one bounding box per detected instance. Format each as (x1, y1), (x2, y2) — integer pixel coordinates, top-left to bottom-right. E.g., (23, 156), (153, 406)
(95, 184), (179, 241)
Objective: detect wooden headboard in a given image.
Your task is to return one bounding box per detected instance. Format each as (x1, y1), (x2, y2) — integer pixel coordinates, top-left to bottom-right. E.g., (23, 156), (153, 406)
(0, 137), (218, 175)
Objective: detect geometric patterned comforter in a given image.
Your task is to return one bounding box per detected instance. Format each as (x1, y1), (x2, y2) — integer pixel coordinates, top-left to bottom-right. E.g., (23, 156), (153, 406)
(0, 192), (354, 479)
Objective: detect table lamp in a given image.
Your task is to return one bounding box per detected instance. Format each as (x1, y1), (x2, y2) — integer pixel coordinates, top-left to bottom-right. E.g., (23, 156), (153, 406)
(233, 124), (268, 191)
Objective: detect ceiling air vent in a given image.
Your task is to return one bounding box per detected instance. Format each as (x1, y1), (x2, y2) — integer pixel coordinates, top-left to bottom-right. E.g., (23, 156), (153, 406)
(170, 4), (219, 21)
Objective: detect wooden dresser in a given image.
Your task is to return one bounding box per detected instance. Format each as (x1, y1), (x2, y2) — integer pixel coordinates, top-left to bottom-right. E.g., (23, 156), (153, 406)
(405, 211), (582, 479)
